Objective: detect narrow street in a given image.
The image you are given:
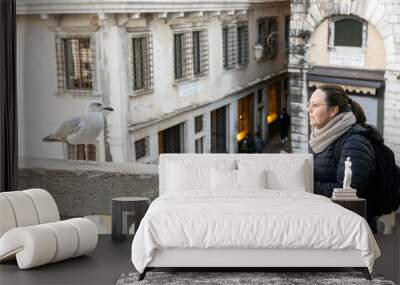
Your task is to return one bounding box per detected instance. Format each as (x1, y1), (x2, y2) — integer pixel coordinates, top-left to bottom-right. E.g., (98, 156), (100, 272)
(263, 135), (292, 153)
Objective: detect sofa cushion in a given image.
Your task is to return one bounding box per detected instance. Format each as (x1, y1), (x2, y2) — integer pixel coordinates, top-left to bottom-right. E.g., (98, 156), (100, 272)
(237, 169), (267, 189)
(23, 189), (60, 224)
(0, 196), (17, 237)
(211, 168), (236, 190)
(166, 160), (235, 192)
(1, 191), (39, 227)
(266, 166), (307, 192)
(238, 159), (308, 192)
(167, 163), (210, 191)
(211, 169), (267, 191)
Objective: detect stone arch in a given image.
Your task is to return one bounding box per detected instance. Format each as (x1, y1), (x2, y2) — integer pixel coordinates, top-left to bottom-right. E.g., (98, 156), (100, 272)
(304, 0), (395, 66)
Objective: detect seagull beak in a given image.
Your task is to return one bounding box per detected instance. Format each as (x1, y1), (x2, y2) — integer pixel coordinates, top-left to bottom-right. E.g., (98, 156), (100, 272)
(103, 107), (114, 111)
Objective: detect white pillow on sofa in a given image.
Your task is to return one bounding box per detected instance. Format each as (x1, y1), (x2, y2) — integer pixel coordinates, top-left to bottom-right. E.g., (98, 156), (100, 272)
(237, 159), (307, 191)
(266, 167), (306, 192)
(211, 168), (236, 190)
(236, 169), (267, 189)
(167, 162), (209, 191)
(211, 168), (267, 190)
(167, 160), (236, 192)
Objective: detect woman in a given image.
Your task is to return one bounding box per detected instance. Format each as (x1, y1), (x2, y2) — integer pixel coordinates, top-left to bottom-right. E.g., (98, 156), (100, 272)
(308, 85), (382, 231)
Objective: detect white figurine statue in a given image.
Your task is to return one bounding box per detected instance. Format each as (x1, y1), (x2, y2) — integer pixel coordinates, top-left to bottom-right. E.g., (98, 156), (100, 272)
(343, 157), (353, 189)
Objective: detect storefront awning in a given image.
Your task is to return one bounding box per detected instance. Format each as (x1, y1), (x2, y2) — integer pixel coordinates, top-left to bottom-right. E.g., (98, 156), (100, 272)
(306, 66), (385, 95)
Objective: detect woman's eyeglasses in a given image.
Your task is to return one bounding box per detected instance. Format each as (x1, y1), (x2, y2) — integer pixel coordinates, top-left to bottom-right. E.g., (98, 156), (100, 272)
(306, 102), (330, 110)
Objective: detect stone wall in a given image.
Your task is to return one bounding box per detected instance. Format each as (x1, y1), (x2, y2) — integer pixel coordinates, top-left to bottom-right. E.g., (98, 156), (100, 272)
(17, 158), (159, 217)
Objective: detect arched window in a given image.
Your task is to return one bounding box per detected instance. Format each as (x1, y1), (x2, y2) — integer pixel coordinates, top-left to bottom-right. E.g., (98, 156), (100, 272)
(334, 18), (363, 47)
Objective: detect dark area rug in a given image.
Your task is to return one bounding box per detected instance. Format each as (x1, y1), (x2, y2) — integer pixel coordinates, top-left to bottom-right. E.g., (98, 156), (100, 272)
(116, 271), (396, 285)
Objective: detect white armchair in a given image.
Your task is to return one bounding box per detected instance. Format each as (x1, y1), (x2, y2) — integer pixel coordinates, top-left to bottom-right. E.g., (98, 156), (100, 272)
(0, 188), (98, 269)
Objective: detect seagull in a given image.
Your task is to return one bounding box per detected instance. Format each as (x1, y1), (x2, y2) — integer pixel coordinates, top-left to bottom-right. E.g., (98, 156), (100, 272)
(43, 101), (113, 146)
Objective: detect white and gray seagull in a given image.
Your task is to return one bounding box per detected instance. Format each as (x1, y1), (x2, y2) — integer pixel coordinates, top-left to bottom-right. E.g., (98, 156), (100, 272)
(43, 101), (114, 146)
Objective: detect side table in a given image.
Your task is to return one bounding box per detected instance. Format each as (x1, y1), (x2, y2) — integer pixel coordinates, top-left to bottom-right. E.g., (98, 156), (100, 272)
(332, 198), (366, 219)
(112, 197), (150, 242)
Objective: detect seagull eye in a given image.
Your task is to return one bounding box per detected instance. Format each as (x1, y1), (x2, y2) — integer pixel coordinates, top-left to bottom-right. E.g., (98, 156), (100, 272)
(96, 103), (101, 106)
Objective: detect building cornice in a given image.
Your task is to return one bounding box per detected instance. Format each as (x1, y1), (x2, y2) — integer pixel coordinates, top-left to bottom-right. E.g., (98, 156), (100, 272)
(16, 0), (288, 15)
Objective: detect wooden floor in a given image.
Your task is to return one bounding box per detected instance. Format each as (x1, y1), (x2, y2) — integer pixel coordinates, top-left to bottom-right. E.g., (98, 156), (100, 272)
(0, 234), (399, 285)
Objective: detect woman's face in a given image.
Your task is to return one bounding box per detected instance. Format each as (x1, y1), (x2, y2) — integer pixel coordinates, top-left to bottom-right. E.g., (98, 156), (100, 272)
(308, 89), (339, 129)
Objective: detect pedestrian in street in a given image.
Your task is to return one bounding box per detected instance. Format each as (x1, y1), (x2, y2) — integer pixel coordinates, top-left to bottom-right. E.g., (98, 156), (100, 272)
(240, 133), (255, 153)
(308, 84), (379, 231)
(254, 132), (265, 153)
(279, 108), (291, 143)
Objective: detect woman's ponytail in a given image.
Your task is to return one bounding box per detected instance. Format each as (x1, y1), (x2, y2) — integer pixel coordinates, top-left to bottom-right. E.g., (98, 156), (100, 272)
(318, 84), (367, 127)
(349, 99), (367, 127)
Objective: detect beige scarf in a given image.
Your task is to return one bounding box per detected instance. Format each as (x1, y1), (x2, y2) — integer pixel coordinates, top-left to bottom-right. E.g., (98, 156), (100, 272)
(309, 112), (356, 154)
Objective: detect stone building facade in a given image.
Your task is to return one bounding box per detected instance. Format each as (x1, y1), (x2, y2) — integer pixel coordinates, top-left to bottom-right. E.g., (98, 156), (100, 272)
(288, 0), (400, 161)
(16, 0), (290, 164)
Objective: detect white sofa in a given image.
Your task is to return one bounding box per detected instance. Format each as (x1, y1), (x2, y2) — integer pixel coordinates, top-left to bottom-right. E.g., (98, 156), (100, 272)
(0, 188), (98, 269)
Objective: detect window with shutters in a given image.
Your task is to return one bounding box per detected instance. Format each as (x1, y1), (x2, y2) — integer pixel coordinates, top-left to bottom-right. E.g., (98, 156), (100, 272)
(135, 137), (149, 160)
(174, 29), (208, 82)
(222, 23), (249, 69)
(130, 35), (153, 95)
(257, 17), (279, 58)
(195, 115), (204, 133)
(174, 33), (186, 80)
(222, 25), (236, 69)
(237, 24), (249, 65)
(285, 16), (290, 51)
(195, 137), (204, 153)
(330, 17), (367, 48)
(66, 144), (97, 161)
(56, 36), (96, 95)
(192, 31), (201, 76)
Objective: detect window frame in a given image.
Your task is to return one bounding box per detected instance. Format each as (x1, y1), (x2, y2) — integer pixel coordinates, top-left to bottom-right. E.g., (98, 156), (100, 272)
(134, 137), (150, 161)
(237, 23), (249, 66)
(173, 26), (209, 83)
(256, 17), (279, 59)
(55, 34), (98, 97)
(284, 15), (290, 52)
(328, 16), (368, 51)
(195, 137), (205, 154)
(192, 31), (201, 76)
(65, 143), (98, 161)
(222, 24), (237, 70)
(334, 19), (363, 47)
(194, 114), (204, 133)
(128, 33), (154, 96)
(222, 22), (249, 70)
(174, 32), (186, 81)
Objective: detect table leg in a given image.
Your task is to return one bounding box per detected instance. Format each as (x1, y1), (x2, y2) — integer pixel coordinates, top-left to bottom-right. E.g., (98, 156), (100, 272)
(134, 202), (150, 234)
(112, 201), (122, 242)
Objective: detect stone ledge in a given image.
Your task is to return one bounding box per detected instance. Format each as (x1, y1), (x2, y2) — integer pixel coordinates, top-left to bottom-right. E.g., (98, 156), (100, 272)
(18, 166), (159, 217)
(19, 157), (158, 175)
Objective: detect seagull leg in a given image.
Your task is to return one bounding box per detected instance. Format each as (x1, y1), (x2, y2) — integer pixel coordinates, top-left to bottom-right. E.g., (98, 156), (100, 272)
(85, 144), (89, 164)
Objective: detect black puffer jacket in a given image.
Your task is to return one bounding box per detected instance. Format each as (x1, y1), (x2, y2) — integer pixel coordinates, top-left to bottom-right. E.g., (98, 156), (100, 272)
(313, 124), (381, 198)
